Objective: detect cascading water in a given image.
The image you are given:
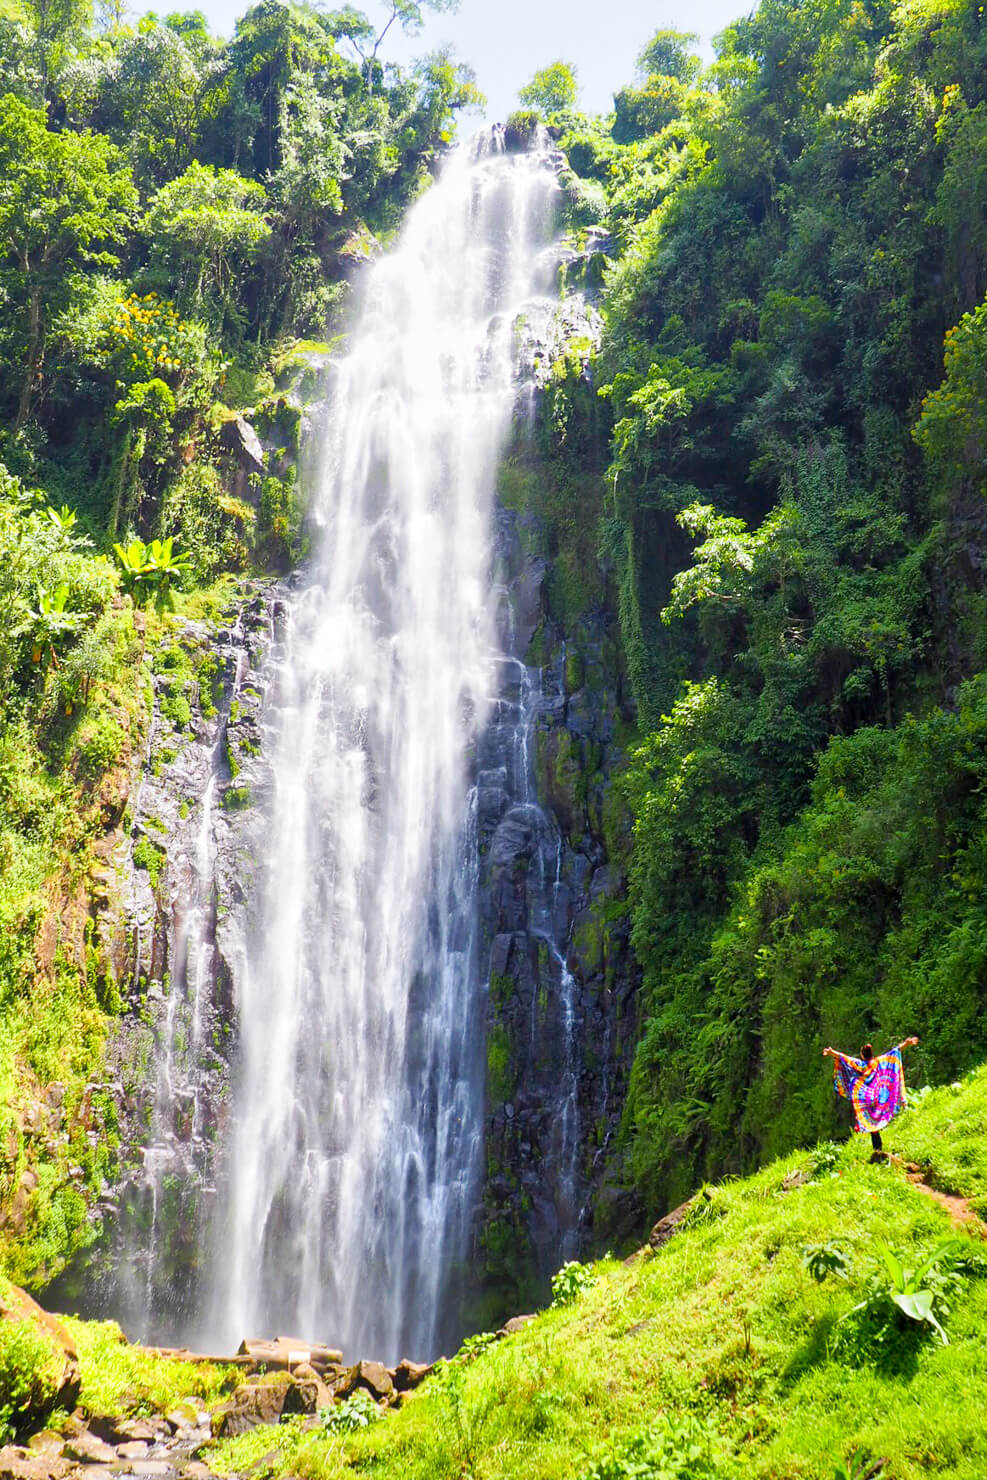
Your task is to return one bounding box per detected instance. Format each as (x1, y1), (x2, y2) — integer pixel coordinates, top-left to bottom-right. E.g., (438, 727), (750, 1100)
(204, 133), (561, 1362)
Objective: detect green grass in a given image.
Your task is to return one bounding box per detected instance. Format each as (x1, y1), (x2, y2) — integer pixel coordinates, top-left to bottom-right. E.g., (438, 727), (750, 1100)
(207, 1066), (987, 1480)
(62, 1317), (238, 1419)
(894, 1081), (987, 1220)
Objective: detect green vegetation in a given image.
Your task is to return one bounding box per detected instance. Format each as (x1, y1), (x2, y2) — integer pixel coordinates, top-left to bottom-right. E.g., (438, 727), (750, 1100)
(0, 1306), (62, 1441)
(507, 0), (987, 1218)
(549, 1259), (596, 1308)
(202, 1066), (987, 1480)
(63, 1315), (236, 1418)
(2, 0), (987, 1462)
(0, 464), (145, 1284)
(132, 834), (165, 888)
(0, 0), (482, 552)
(320, 1389), (382, 1435)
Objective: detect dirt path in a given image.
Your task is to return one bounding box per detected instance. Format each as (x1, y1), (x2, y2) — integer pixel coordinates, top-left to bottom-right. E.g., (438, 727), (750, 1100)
(901, 1163), (987, 1237)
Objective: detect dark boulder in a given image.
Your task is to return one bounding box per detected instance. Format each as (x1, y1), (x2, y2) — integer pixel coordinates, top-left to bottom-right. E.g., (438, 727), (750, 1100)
(333, 1360), (393, 1402)
(390, 1358), (433, 1392)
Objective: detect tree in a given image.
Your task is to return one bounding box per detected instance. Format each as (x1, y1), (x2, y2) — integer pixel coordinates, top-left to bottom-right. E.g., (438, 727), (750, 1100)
(914, 296), (987, 499)
(0, 94), (136, 428)
(76, 18), (226, 184)
(0, 18), (45, 104)
(344, 0), (458, 89)
(22, 0), (92, 102)
(143, 162), (271, 322)
(518, 60), (578, 115)
(224, 0), (352, 177)
(636, 28), (702, 84)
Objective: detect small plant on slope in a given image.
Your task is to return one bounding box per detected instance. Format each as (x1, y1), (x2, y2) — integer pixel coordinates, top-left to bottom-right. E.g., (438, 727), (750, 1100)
(320, 1388), (381, 1434)
(833, 1239), (963, 1356)
(809, 1142), (842, 1177)
(833, 1449), (887, 1480)
(551, 1259), (597, 1307)
(578, 1411), (725, 1480)
(454, 1330), (498, 1363)
(803, 1240), (851, 1282)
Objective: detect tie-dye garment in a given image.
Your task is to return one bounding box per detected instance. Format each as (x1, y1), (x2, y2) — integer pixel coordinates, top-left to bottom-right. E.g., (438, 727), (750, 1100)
(832, 1047), (906, 1133)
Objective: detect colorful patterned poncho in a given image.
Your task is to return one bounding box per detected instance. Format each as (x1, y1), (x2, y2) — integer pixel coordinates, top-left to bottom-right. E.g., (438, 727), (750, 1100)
(832, 1047), (907, 1133)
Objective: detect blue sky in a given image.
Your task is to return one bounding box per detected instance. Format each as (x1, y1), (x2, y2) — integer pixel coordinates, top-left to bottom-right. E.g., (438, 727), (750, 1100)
(136, 0), (749, 123)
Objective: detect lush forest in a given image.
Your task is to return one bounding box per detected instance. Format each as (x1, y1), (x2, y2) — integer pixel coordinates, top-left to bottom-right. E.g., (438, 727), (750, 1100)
(2, 0), (987, 1325)
(518, 0), (987, 1213)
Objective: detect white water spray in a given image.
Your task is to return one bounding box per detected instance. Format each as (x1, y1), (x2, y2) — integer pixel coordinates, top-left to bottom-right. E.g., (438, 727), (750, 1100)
(207, 133), (560, 1361)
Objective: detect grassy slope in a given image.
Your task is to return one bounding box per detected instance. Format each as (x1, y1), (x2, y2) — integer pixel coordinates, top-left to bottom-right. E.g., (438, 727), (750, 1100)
(207, 1065), (987, 1480)
(62, 1316), (238, 1418)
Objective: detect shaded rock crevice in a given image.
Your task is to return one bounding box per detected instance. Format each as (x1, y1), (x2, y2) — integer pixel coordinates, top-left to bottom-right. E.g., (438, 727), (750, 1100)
(471, 490), (641, 1324)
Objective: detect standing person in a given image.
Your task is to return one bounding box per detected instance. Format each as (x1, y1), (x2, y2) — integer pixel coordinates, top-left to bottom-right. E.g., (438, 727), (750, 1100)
(823, 1037), (920, 1157)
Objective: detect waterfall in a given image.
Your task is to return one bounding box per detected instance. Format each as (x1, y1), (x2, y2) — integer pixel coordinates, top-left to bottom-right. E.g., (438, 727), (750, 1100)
(204, 132), (561, 1361)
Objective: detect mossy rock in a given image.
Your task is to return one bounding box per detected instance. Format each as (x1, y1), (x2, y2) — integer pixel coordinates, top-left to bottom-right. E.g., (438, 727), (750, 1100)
(0, 1280), (80, 1439)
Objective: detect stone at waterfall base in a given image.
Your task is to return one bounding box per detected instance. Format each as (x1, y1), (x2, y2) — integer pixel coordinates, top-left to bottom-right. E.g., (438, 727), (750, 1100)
(332, 1361), (393, 1403)
(390, 1359), (433, 1392)
(237, 1337), (342, 1373)
(114, 1443), (149, 1461)
(0, 1446), (69, 1480)
(211, 1371), (324, 1438)
(62, 1435), (117, 1467)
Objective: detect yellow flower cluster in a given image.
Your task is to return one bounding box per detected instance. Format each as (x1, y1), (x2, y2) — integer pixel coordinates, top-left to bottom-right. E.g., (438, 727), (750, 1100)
(110, 292), (185, 376)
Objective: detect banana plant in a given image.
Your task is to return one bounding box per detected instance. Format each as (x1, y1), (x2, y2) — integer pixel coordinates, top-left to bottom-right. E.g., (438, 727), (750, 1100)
(46, 504), (77, 534)
(144, 536), (189, 594)
(28, 583), (82, 668)
(113, 537), (149, 599)
(113, 535), (190, 609)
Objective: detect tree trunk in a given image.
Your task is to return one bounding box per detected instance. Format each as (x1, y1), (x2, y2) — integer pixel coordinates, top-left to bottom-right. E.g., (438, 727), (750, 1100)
(15, 287), (42, 431)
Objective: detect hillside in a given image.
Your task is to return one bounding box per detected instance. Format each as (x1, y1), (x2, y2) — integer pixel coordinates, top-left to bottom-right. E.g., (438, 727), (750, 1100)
(3, 1061), (986, 1479)
(198, 1062), (987, 1480)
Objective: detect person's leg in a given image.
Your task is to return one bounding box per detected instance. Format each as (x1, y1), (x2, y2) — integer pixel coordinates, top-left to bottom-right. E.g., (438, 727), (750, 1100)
(871, 1131), (883, 1151)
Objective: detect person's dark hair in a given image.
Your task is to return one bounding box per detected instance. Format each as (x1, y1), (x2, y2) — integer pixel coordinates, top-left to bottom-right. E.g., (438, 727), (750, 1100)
(860, 1042), (874, 1061)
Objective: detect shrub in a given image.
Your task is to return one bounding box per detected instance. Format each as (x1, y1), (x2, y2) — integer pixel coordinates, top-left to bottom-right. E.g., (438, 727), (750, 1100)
(454, 1331), (498, 1363)
(550, 1259), (596, 1308)
(74, 712), (125, 775)
(579, 1412), (725, 1480)
(802, 1240), (851, 1283)
(832, 1240), (965, 1358)
(0, 1316), (62, 1442)
(132, 835), (165, 887)
(320, 1388), (381, 1434)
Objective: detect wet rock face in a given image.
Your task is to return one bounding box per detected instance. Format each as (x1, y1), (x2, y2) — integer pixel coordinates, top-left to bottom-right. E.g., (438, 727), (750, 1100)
(69, 584), (283, 1340)
(473, 503), (641, 1318)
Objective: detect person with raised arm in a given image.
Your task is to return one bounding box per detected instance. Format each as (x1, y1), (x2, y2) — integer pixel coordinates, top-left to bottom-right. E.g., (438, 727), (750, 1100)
(823, 1036), (920, 1158)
